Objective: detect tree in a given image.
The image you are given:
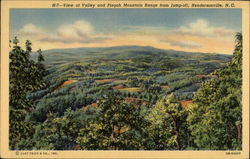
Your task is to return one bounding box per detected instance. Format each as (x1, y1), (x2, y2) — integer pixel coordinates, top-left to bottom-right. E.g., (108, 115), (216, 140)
(76, 120), (108, 150)
(29, 108), (86, 150)
(146, 93), (188, 150)
(37, 48), (47, 77)
(187, 33), (242, 150)
(76, 94), (145, 150)
(9, 37), (47, 149)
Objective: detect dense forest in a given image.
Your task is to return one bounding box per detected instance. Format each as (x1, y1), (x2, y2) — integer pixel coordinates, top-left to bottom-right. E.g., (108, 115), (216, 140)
(9, 33), (242, 150)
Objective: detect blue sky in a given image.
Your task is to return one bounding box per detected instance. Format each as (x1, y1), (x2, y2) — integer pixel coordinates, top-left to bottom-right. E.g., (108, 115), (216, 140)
(10, 9), (242, 54)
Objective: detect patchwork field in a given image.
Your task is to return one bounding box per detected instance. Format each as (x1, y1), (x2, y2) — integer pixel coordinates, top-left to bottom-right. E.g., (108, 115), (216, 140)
(29, 46), (231, 120)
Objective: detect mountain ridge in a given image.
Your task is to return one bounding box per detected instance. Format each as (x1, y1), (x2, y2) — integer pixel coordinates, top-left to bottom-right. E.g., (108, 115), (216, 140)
(31, 45), (232, 66)
(41, 45), (229, 55)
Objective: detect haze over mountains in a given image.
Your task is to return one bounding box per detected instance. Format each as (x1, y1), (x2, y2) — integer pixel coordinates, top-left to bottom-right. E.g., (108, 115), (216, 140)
(32, 45), (231, 65)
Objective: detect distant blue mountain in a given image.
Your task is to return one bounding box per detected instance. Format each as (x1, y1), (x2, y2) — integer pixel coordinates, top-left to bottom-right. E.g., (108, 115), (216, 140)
(31, 45), (231, 65)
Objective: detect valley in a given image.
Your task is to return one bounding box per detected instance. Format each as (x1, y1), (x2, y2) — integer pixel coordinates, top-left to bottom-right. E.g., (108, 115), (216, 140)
(29, 46), (230, 123)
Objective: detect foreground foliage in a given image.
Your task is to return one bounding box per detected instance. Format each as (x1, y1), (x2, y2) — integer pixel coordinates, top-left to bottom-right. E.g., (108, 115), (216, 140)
(9, 37), (47, 149)
(187, 33), (242, 150)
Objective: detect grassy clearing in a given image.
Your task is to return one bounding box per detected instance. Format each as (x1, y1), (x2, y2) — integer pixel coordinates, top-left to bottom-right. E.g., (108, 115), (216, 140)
(112, 85), (124, 90)
(83, 103), (97, 110)
(117, 87), (143, 92)
(125, 97), (148, 105)
(161, 85), (169, 89)
(113, 79), (127, 84)
(58, 80), (78, 88)
(95, 79), (115, 83)
(113, 125), (129, 134)
(95, 79), (127, 84)
(179, 100), (192, 109)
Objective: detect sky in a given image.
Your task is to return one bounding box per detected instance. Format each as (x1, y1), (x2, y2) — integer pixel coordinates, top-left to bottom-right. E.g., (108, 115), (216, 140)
(10, 9), (242, 54)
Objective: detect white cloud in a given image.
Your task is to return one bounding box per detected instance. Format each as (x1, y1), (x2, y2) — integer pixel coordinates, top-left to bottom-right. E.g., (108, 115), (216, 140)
(56, 20), (94, 40)
(162, 40), (202, 49)
(176, 19), (235, 37)
(19, 20), (111, 44)
(19, 23), (46, 37)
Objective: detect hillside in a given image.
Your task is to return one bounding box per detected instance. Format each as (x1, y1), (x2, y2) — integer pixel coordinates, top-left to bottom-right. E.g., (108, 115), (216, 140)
(31, 45), (231, 66)
(28, 46), (231, 122)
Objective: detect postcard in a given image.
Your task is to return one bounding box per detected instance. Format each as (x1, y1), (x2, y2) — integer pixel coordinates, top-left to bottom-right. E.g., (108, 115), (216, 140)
(0, 0), (249, 158)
